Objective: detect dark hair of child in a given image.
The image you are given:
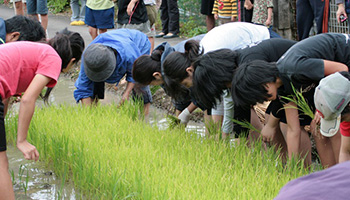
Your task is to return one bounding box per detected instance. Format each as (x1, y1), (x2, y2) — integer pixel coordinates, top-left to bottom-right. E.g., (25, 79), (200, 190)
(132, 49), (162, 85)
(192, 49), (239, 109)
(162, 40), (201, 100)
(231, 60), (279, 107)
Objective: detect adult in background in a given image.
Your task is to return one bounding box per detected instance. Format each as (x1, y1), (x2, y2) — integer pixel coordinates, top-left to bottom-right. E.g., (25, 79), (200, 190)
(296, 0), (329, 40)
(201, 0), (215, 31)
(70, 0), (86, 26)
(26, 0), (48, 33)
(155, 0), (179, 39)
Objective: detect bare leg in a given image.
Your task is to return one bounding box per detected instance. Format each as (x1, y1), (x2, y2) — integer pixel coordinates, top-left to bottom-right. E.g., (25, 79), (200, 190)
(148, 37), (155, 53)
(330, 131), (341, 163)
(143, 102), (150, 122)
(0, 152), (15, 200)
(39, 14), (48, 32)
(99, 28), (107, 35)
(206, 14), (215, 31)
(312, 126), (336, 168)
(88, 26), (98, 39)
(280, 123), (312, 167)
(14, 1), (24, 16)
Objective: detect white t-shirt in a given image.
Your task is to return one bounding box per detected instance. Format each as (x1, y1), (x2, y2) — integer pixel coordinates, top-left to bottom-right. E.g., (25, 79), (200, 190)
(200, 22), (270, 54)
(199, 22), (270, 134)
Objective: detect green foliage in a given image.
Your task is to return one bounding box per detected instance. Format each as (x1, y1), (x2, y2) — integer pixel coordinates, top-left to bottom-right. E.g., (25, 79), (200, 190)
(180, 17), (207, 38)
(47, 0), (69, 14)
(280, 83), (315, 119)
(6, 103), (310, 199)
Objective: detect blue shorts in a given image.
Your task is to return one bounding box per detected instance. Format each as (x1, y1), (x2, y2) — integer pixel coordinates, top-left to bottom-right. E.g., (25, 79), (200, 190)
(132, 85), (153, 104)
(85, 6), (115, 29)
(26, 0), (48, 15)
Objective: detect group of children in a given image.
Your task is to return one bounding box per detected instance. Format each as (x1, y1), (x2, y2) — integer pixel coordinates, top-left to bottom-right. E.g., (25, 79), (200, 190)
(132, 22), (350, 170)
(2, 8), (350, 198)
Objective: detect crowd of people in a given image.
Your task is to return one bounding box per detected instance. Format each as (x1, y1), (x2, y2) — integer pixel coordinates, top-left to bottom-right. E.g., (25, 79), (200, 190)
(1, 0), (350, 199)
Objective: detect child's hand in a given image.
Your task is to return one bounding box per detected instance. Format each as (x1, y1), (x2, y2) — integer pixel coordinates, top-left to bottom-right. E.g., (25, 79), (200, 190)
(17, 140), (39, 161)
(231, 16), (237, 22)
(265, 19), (272, 27)
(214, 13), (219, 20)
(261, 124), (276, 143)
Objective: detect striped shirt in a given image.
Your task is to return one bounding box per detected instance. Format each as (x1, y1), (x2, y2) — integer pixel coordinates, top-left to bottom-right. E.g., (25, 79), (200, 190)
(212, 0), (238, 18)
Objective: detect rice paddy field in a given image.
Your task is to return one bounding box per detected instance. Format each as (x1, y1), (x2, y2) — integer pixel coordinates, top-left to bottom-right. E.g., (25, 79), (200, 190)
(6, 103), (310, 199)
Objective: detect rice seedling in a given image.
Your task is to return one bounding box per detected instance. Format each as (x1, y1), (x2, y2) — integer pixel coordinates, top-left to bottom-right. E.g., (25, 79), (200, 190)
(280, 84), (315, 119)
(6, 101), (310, 199)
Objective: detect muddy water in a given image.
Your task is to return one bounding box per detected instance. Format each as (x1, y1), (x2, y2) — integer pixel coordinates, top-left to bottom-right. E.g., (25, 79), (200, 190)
(8, 75), (205, 199)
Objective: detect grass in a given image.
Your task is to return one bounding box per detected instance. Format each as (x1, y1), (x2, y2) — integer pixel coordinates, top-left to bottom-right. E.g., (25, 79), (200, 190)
(6, 102), (310, 199)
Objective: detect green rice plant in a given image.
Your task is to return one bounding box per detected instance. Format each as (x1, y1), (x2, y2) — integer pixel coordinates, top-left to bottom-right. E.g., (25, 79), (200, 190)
(230, 118), (261, 135)
(166, 114), (185, 130)
(280, 83), (315, 119)
(6, 102), (310, 199)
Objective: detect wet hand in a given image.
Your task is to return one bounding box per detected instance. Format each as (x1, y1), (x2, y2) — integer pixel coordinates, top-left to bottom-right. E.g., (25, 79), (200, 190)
(17, 140), (39, 161)
(261, 125), (276, 143)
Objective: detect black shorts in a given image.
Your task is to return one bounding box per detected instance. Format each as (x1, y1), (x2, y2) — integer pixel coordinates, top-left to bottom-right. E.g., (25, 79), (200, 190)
(0, 96), (6, 152)
(266, 96), (314, 126)
(233, 104), (251, 138)
(201, 0), (215, 15)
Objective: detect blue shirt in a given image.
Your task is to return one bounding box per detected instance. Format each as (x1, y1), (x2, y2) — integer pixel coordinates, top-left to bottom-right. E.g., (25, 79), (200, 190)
(0, 18), (6, 44)
(74, 29), (151, 102)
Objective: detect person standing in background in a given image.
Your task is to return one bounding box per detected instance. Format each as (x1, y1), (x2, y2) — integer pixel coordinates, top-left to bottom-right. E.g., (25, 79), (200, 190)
(201, 0), (215, 31)
(251, 0), (280, 38)
(85, 0), (114, 39)
(145, 0), (158, 52)
(243, 0), (254, 22)
(26, 0), (48, 33)
(155, 0), (179, 39)
(212, 0), (238, 25)
(70, 0), (86, 26)
(296, 0), (329, 40)
(4, 0), (27, 16)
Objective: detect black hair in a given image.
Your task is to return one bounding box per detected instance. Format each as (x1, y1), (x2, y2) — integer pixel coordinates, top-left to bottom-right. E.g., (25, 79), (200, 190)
(59, 28), (85, 64)
(231, 60), (279, 107)
(132, 49), (162, 85)
(192, 49), (239, 109)
(162, 40), (201, 100)
(5, 15), (46, 42)
(42, 29), (84, 103)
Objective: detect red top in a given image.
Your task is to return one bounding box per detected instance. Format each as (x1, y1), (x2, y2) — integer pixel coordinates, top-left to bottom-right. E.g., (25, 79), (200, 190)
(340, 121), (350, 137)
(0, 41), (61, 99)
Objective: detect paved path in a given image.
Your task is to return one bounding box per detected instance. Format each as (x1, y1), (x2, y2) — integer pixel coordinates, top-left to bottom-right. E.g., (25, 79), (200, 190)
(0, 4), (184, 48)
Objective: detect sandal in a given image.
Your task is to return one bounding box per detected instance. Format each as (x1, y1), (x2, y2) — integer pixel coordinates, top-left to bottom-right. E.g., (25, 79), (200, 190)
(155, 32), (166, 38)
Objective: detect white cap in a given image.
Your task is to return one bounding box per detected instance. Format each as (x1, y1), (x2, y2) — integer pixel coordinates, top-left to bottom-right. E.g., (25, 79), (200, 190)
(314, 72), (350, 137)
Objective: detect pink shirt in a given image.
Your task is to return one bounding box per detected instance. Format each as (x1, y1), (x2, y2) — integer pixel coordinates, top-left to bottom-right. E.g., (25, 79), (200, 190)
(0, 41), (61, 99)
